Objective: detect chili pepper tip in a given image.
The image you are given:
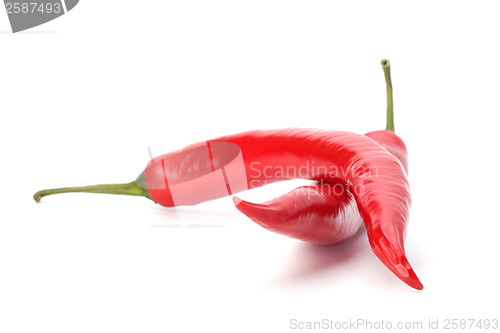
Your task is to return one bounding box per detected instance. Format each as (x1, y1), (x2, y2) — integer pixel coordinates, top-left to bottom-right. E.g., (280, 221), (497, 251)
(232, 196), (242, 206)
(370, 236), (423, 290)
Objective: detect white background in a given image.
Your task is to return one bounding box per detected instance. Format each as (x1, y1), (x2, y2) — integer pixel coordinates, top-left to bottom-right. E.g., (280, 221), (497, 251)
(1, 1), (499, 332)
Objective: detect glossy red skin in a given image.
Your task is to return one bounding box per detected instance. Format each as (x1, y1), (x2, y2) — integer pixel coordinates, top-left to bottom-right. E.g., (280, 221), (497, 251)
(362, 129), (421, 288)
(234, 183), (363, 245)
(233, 130), (407, 247)
(143, 128), (422, 290)
(365, 130), (408, 174)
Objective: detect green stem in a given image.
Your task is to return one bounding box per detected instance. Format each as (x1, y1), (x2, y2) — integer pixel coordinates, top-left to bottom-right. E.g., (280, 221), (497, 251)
(381, 59), (395, 132)
(33, 181), (152, 202)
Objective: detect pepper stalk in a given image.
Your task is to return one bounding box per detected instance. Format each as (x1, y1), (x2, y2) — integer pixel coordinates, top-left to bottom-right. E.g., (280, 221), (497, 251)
(381, 59), (394, 132)
(33, 174), (151, 202)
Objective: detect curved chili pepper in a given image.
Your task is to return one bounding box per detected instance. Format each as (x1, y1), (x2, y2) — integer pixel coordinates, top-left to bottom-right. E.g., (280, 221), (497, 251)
(234, 183), (363, 245)
(33, 60), (422, 290)
(234, 60), (409, 247)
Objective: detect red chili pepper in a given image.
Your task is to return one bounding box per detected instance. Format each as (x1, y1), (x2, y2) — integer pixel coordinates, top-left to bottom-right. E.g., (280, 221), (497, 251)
(33, 60), (422, 290)
(226, 61), (421, 289)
